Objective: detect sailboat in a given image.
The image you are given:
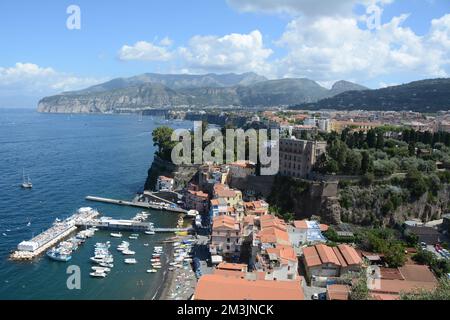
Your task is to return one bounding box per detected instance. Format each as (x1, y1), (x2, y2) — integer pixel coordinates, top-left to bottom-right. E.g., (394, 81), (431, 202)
(138, 112), (143, 122)
(21, 169), (33, 189)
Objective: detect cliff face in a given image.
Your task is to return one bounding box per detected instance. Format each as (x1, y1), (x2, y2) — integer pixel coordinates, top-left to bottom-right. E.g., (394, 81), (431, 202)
(144, 156), (198, 191)
(268, 177), (450, 226)
(339, 185), (450, 226)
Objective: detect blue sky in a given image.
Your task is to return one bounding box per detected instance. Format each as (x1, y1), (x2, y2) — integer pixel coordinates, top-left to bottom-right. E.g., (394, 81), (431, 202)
(0, 0), (449, 107)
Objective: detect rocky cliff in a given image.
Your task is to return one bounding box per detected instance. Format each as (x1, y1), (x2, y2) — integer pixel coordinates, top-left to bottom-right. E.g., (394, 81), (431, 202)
(144, 156), (199, 191)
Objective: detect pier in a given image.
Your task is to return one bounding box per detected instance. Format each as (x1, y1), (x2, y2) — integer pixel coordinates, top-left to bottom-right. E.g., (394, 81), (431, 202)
(11, 207), (192, 261)
(85, 196), (187, 214)
(75, 218), (191, 233)
(10, 207), (99, 261)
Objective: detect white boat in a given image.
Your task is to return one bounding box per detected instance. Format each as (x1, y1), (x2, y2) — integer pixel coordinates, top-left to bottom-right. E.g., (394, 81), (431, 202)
(110, 232), (122, 238)
(92, 266), (111, 273)
(122, 250), (136, 256)
(152, 265), (162, 269)
(124, 258), (137, 264)
(129, 236), (138, 240)
(145, 230), (155, 235)
(90, 271), (107, 278)
(21, 169), (33, 189)
(147, 269), (158, 273)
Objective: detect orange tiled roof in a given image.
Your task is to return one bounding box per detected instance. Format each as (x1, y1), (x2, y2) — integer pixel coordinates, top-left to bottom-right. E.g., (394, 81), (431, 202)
(303, 244), (362, 268)
(194, 274), (304, 300)
(338, 244), (362, 266)
(327, 284), (350, 301)
(217, 262), (248, 272)
(266, 245), (297, 263)
(212, 215), (239, 231)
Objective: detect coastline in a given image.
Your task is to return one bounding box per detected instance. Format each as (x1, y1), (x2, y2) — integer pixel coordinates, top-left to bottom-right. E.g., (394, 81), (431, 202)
(152, 235), (198, 300)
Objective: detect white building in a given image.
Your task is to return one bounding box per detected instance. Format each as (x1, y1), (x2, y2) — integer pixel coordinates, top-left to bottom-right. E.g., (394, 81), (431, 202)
(156, 176), (174, 192)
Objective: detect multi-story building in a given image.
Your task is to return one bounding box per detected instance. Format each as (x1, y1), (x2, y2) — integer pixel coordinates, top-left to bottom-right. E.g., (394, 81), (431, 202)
(228, 161), (256, 179)
(213, 184), (243, 208)
(244, 200), (269, 216)
(258, 245), (299, 281)
(210, 215), (242, 260)
(185, 190), (209, 214)
(279, 137), (327, 178)
(155, 176), (174, 192)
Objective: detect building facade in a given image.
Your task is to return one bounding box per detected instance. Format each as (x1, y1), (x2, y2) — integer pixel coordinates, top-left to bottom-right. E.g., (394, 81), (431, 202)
(279, 138), (327, 178)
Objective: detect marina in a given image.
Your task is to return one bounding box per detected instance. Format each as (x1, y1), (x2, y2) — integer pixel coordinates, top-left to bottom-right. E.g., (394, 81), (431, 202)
(10, 207), (99, 261)
(10, 206), (191, 261)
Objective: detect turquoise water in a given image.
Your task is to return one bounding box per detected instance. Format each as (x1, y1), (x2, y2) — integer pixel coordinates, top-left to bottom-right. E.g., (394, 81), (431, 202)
(0, 109), (189, 300)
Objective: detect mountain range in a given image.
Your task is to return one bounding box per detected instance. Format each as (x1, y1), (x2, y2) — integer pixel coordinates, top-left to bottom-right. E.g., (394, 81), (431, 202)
(37, 73), (367, 113)
(294, 78), (450, 113)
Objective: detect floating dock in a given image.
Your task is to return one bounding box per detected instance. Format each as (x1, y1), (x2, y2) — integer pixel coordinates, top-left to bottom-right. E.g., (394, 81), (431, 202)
(85, 196), (187, 214)
(10, 207), (99, 261)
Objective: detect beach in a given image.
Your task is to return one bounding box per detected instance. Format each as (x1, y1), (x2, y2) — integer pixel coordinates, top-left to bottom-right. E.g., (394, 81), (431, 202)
(154, 235), (198, 300)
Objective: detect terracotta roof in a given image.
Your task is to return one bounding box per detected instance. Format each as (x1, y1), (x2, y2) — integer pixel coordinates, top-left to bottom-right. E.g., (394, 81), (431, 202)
(303, 244), (362, 268)
(266, 245), (297, 263)
(217, 262), (248, 272)
(338, 244), (362, 266)
(212, 215), (240, 231)
(214, 184), (241, 199)
(258, 227), (291, 245)
(158, 176), (173, 181)
(374, 279), (437, 295)
(316, 244), (341, 266)
(327, 285), (350, 300)
(399, 265), (437, 283)
(188, 190), (209, 199)
(194, 274), (304, 300)
(303, 246), (322, 267)
(294, 220), (308, 229)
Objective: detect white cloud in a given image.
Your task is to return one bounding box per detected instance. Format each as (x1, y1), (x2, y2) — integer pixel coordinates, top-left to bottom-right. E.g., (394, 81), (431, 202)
(274, 13), (450, 82)
(0, 63), (104, 96)
(227, 0), (394, 17)
(118, 40), (173, 61)
(178, 30), (273, 74)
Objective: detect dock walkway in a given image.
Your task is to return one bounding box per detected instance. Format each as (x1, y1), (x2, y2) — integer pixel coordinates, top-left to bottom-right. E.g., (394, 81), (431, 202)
(85, 196), (187, 214)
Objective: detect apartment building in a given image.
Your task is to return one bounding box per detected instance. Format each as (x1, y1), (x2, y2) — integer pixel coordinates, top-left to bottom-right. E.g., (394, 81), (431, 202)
(279, 137), (327, 178)
(210, 215), (242, 259)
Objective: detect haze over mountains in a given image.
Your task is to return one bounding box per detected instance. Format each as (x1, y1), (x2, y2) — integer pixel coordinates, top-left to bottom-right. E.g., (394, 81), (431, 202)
(37, 73), (368, 113)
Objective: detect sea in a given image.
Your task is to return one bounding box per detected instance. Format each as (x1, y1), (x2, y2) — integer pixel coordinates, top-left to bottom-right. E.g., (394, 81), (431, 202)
(0, 108), (191, 300)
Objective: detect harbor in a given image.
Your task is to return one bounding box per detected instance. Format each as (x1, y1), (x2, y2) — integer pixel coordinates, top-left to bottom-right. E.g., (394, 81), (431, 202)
(10, 206), (192, 261)
(10, 207), (99, 261)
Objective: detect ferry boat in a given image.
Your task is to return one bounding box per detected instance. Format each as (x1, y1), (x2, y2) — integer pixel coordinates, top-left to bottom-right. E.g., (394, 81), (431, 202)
(46, 248), (72, 262)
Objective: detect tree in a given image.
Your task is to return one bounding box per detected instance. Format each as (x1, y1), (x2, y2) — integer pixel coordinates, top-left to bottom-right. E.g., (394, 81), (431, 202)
(405, 169), (428, 199)
(361, 151), (372, 174)
(350, 270), (370, 300)
(376, 132), (385, 150)
(152, 126), (176, 161)
(367, 129), (376, 149)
